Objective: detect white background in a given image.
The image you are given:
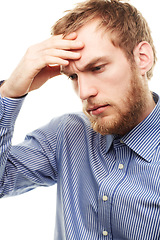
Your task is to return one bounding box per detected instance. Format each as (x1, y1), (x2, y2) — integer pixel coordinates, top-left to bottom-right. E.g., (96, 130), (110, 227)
(0, 0), (159, 239)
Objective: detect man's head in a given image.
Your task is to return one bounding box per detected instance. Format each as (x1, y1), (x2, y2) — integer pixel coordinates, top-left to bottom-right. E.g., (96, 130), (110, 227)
(52, 0), (156, 136)
(52, 0), (156, 79)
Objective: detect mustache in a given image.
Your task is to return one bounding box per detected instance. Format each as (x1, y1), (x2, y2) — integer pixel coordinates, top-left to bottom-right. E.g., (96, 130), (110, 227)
(83, 99), (112, 111)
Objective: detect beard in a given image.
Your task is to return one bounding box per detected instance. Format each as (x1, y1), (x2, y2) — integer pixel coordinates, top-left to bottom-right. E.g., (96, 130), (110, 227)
(83, 65), (148, 136)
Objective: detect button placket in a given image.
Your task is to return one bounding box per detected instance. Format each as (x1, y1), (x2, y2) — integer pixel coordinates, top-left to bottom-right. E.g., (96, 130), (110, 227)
(98, 140), (131, 239)
(98, 187), (111, 238)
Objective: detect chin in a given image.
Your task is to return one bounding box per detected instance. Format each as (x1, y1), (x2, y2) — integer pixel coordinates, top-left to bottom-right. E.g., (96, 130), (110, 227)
(90, 115), (119, 135)
(90, 113), (135, 136)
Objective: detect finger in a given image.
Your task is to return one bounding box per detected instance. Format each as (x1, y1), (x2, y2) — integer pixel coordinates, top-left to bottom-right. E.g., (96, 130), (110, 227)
(45, 49), (81, 60)
(53, 32), (77, 40)
(64, 32), (77, 40)
(52, 39), (84, 50)
(43, 36), (84, 51)
(48, 65), (61, 78)
(45, 56), (69, 66)
(36, 65), (61, 80)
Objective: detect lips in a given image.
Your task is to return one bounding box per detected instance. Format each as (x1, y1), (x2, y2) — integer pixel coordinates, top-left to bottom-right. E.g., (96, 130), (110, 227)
(87, 104), (109, 116)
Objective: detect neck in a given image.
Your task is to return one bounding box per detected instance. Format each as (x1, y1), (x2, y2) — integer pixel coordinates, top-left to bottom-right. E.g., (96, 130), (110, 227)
(138, 91), (156, 124)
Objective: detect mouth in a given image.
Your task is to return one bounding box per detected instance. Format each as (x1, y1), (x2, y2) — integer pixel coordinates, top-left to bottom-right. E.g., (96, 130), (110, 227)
(87, 104), (110, 116)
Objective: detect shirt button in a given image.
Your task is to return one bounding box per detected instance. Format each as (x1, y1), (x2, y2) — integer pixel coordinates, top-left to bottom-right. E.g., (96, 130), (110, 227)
(103, 195), (108, 201)
(120, 139), (124, 144)
(118, 163), (124, 169)
(103, 230), (108, 236)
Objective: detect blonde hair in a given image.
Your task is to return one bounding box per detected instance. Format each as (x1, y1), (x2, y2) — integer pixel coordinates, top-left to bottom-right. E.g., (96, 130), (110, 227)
(52, 0), (156, 79)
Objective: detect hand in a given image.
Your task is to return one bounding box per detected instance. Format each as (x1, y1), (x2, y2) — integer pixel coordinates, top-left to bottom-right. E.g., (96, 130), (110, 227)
(0, 32), (84, 98)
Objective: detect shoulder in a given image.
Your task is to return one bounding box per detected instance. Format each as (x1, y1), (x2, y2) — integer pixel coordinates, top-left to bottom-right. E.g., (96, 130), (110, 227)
(29, 112), (93, 140)
(45, 112), (96, 155)
(49, 112), (93, 135)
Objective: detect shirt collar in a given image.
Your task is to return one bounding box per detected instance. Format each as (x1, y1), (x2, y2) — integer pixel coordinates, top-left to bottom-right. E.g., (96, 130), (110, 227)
(105, 134), (115, 153)
(121, 92), (160, 162)
(105, 93), (160, 162)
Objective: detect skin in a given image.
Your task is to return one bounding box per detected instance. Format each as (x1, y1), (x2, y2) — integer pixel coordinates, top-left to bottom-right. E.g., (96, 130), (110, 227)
(0, 19), (156, 136)
(0, 33), (84, 98)
(61, 20), (155, 135)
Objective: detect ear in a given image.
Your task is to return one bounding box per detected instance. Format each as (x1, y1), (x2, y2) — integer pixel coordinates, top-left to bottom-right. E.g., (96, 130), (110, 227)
(133, 41), (154, 77)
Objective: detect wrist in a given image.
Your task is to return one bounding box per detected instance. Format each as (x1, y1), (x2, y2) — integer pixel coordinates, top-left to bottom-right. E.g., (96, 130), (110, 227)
(0, 81), (24, 98)
(0, 82), (8, 98)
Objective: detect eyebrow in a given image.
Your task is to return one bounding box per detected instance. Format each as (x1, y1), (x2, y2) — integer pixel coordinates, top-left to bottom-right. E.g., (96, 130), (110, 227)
(61, 56), (110, 75)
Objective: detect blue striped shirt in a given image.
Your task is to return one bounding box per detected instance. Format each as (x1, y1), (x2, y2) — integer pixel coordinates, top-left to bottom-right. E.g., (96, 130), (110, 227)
(0, 92), (159, 240)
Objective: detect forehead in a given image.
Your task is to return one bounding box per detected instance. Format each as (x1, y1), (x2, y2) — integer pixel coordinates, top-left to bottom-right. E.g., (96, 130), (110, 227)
(76, 19), (111, 48)
(62, 20), (122, 74)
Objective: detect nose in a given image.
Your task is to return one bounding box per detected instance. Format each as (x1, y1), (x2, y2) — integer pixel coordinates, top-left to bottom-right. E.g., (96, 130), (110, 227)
(78, 73), (98, 100)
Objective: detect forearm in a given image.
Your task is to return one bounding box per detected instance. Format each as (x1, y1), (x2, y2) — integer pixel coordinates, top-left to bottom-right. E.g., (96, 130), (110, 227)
(0, 33), (83, 196)
(0, 92), (25, 193)
(0, 33), (83, 99)
(0, 91), (59, 197)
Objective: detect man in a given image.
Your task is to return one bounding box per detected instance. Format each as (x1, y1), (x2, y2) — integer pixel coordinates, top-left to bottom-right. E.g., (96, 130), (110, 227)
(0, 0), (159, 239)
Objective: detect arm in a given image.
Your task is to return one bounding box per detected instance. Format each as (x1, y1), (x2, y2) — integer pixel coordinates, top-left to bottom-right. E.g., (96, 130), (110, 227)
(0, 95), (61, 197)
(0, 32), (84, 98)
(0, 33), (84, 197)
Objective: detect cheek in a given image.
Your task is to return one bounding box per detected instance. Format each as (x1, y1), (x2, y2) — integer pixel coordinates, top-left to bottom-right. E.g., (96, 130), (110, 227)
(101, 65), (132, 99)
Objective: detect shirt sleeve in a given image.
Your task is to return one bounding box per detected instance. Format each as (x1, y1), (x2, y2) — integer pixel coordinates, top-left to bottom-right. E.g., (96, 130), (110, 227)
(0, 94), (58, 198)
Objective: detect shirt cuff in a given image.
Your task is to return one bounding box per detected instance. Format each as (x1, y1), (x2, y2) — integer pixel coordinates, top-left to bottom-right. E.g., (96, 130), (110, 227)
(0, 93), (26, 128)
